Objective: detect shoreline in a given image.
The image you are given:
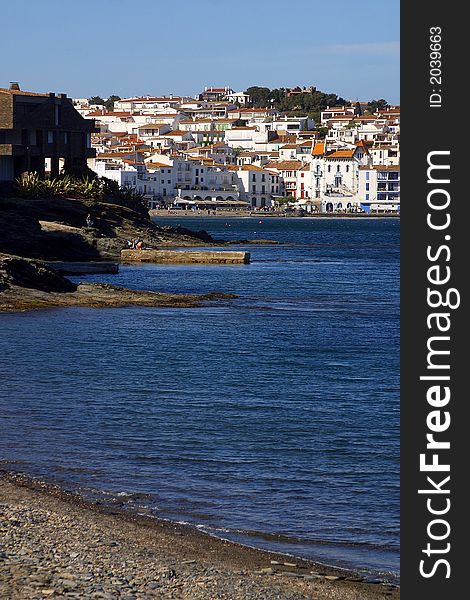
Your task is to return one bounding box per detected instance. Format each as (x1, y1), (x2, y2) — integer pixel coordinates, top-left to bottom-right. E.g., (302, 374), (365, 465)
(0, 470), (399, 599)
(149, 209), (400, 219)
(0, 281), (236, 314)
(0, 254), (238, 313)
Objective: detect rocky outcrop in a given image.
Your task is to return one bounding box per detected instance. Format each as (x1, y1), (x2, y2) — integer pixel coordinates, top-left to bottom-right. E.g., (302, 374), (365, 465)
(0, 196), (234, 312)
(0, 255), (237, 312)
(0, 254), (76, 293)
(0, 196), (214, 262)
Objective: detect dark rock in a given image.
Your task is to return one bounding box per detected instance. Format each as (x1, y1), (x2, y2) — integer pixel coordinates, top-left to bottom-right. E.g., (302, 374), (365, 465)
(0, 256), (76, 293)
(0, 196), (214, 262)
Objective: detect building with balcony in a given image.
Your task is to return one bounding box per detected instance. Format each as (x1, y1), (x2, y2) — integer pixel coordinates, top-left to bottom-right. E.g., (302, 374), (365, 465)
(199, 87), (234, 102)
(358, 165), (400, 211)
(0, 83), (97, 183)
(265, 159), (303, 199)
(229, 164), (280, 208)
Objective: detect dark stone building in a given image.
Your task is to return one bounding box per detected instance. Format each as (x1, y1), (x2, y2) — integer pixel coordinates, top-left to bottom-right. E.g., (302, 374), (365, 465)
(0, 83), (97, 182)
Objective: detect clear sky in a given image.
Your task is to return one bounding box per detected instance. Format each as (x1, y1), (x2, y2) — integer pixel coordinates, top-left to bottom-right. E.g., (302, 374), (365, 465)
(1, 0), (399, 103)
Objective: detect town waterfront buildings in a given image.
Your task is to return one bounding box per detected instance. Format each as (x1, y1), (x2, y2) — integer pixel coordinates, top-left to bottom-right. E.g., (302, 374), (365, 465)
(1, 82), (400, 212)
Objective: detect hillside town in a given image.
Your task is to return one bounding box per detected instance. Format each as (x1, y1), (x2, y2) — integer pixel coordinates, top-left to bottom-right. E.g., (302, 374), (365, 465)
(1, 83), (400, 213)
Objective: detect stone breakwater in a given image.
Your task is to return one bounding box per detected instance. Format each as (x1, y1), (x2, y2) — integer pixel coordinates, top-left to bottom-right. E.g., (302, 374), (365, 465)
(121, 249), (251, 264)
(0, 475), (399, 600)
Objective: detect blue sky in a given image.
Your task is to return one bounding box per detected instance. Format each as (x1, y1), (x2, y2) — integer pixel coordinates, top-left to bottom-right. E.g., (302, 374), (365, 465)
(1, 0), (399, 103)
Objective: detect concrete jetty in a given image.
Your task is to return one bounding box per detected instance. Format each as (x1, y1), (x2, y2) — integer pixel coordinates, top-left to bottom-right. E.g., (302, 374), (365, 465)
(121, 249), (250, 264)
(45, 261), (119, 275)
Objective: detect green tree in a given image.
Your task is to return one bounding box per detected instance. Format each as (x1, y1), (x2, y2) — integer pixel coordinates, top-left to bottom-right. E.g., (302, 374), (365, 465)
(88, 96), (105, 106)
(245, 86), (272, 107)
(270, 88), (287, 104)
(277, 91), (347, 114)
(105, 95), (121, 111)
(367, 99), (389, 113)
(314, 126), (329, 138)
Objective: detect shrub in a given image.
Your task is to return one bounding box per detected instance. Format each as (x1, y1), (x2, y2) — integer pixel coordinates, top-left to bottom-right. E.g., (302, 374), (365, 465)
(14, 173), (147, 213)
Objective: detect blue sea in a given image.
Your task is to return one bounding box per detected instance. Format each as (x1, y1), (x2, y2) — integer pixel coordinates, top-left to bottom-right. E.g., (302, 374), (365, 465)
(0, 217), (400, 581)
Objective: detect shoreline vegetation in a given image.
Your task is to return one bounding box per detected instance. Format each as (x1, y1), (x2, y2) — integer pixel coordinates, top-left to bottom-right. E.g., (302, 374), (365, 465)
(0, 471), (399, 599)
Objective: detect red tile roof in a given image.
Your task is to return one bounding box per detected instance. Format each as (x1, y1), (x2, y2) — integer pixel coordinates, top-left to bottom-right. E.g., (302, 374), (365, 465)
(325, 149), (356, 158)
(311, 142), (325, 156)
(265, 160), (303, 170)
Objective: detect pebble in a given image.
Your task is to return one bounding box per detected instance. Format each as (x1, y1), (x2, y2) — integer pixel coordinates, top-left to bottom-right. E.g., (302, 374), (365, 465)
(0, 478), (399, 600)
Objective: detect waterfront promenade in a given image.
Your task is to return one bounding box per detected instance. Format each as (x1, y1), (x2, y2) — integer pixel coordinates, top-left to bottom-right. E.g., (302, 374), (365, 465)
(149, 209), (400, 219)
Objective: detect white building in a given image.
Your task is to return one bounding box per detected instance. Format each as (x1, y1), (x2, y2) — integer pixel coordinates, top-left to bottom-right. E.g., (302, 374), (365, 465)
(369, 143), (400, 166)
(230, 165), (280, 208)
(265, 160), (303, 199)
(357, 165), (400, 212)
(225, 126), (258, 150)
(307, 141), (372, 210)
(320, 105), (356, 125)
(225, 91), (251, 105)
(114, 96), (191, 112)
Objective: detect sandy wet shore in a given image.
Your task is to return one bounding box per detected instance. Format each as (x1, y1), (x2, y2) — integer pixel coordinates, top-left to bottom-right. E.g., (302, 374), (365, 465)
(0, 472), (399, 599)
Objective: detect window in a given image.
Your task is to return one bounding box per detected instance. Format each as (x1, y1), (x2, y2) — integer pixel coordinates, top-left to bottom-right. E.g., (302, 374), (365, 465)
(252, 185), (256, 193)
(366, 193), (369, 201)
(168, 180), (171, 184)
(64, 132), (69, 144)
(47, 131), (54, 144)
(346, 165), (349, 173)
(252, 174), (256, 182)
(327, 165), (331, 173)
(161, 180), (165, 184)
(366, 183), (370, 191)
(261, 174), (265, 182)
(366, 171), (370, 181)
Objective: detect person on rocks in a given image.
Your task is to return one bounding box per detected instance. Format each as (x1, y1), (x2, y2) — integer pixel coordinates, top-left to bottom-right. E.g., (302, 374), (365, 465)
(86, 213), (93, 228)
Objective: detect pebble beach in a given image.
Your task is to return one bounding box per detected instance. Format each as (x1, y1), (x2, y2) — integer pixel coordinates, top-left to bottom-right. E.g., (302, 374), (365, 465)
(0, 473), (399, 600)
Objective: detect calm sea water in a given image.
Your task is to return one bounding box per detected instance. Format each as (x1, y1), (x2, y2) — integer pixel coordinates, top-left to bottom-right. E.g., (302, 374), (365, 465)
(0, 217), (400, 580)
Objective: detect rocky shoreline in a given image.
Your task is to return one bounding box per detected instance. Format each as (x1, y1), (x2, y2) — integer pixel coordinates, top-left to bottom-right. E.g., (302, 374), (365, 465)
(0, 472), (399, 599)
(0, 195), (235, 313)
(0, 254), (236, 313)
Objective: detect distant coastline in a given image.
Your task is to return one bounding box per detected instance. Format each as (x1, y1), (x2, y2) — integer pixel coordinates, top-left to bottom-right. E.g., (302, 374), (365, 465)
(150, 209), (400, 219)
